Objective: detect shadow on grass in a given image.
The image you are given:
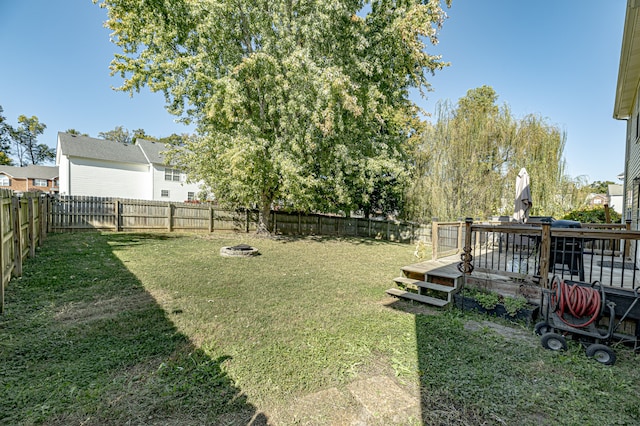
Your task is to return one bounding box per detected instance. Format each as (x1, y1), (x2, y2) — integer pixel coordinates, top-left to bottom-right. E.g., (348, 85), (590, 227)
(0, 232), (269, 425)
(384, 299), (489, 425)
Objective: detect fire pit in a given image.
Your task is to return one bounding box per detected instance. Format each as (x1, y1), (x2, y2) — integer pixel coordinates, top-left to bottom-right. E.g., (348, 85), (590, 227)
(220, 244), (259, 258)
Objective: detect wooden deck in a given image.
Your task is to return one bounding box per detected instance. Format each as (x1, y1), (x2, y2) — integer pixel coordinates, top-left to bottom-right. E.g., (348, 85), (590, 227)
(391, 250), (640, 306)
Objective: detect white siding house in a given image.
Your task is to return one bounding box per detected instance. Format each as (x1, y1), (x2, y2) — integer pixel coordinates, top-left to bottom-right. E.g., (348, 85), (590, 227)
(55, 132), (203, 202)
(136, 139), (201, 202)
(615, 1), (640, 227)
(607, 184), (624, 215)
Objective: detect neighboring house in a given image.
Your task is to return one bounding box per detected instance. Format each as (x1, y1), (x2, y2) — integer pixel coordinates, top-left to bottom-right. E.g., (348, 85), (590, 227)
(607, 184), (624, 215)
(0, 165), (59, 194)
(55, 132), (203, 202)
(586, 193), (609, 209)
(614, 0), (640, 228)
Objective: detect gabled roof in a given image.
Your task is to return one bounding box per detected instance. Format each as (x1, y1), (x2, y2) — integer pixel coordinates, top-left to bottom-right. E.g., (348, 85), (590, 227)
(57, 132), (148, 164)
(614, 1), (640, 119)
(0, 165), (58, 179)
(136, 139), (171, 165)
(608, 184), (624, 196)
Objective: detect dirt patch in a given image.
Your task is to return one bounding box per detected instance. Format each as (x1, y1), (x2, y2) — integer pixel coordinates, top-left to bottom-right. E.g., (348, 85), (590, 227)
(55, 292), (155, 325)
(347, 376), (420, 420)
(276, 375), (421, 426)
(464, 320), (536, 346)
(279, 387), (361, 425)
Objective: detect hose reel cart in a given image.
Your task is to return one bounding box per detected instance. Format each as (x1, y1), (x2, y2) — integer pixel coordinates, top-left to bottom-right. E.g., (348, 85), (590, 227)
(535, 276), (640, 365)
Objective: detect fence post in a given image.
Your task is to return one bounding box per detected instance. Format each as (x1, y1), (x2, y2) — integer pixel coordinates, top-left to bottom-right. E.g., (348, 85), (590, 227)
(0, 196), (5, 314)
(209, 205), (214, 233)
(431, 220), (439, 261)
(39, 196), (46, 244)
(28, 197), (35, 257)
(539, 220), (552, 289)
(45, 195), (51, 233)
(114, 200), (121, 231)
(12, 197), (22, 278)
(273, 211), (277, 234)
(167, 203), (173, 232)
(246, 209), (250, 233)
(457, 221), (463, 254)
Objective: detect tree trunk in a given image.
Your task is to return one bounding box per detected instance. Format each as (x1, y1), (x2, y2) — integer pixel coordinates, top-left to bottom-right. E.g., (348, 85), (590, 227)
(257, 197), (272, 235)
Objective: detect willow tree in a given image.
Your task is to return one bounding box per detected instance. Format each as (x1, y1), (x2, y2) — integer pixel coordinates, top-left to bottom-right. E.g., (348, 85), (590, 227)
(406, 86), (571, 221)
(97, 0), (451, 232)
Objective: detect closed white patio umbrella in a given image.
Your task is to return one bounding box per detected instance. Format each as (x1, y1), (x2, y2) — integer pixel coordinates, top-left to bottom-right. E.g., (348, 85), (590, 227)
(514, 167), (532, 223)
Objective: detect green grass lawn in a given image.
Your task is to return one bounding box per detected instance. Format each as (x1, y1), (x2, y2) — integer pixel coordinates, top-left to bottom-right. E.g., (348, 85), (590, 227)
(1, 232), (640, 425)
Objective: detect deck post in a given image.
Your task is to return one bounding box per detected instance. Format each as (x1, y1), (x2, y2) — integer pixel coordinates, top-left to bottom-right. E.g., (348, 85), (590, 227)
(625, 220), (632, 259)
(539, 220), (552, 289)
(431, 219), (438, 261)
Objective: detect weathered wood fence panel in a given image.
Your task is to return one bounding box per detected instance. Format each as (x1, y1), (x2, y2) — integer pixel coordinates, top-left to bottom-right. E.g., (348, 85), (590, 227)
(0, 191), (46, 314)
(48, 196), (431, 244)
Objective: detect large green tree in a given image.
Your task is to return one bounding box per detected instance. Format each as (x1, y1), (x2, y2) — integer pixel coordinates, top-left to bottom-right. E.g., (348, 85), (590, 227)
(406, 86), (576, 221)
(98, 0), (451, 232)
(11, 115), (54, 166)
(0, 107), (14, 165)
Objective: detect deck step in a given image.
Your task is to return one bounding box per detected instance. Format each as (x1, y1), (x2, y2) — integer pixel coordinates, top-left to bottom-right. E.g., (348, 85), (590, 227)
(426, 270), (462, 280)
(401, 264), (430, 275)
(400, 265), (429, 280)
(400, 265), (463, 285)
(393, 277), (457, 293)
(386, 288), (449, 307)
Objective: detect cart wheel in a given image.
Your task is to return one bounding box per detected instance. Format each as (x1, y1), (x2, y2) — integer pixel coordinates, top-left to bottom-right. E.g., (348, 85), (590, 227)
(585, 344), (616, 366)
(541, 333), (567, 351)
(534, 321), (552, 336)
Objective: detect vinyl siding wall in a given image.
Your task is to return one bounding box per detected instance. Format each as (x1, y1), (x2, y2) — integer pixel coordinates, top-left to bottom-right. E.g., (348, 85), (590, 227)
(58, 155), (70, 195)
(68, 157), (150, 199)
(151, 164), (202, 202)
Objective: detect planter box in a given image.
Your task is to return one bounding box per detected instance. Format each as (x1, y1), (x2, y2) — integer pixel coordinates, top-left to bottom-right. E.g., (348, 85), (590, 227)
(453, 293), (538, 324)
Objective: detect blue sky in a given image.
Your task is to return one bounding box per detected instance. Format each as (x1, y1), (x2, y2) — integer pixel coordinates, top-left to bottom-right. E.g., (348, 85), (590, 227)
(0, 0), (628, 183)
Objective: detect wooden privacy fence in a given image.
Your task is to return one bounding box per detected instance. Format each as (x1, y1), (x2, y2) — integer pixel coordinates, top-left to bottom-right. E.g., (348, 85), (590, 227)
(50, 196), (432, 242)
(0, 190), (48, 314)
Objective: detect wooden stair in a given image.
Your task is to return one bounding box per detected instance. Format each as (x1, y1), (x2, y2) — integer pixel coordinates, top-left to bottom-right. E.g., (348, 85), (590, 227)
(386, 261), (462, 308)
(385, 288), (448, 307)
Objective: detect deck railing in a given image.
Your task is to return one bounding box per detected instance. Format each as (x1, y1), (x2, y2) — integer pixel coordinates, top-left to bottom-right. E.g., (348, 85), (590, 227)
(452, 219), (640, 291)
(431, 221), (464, 260)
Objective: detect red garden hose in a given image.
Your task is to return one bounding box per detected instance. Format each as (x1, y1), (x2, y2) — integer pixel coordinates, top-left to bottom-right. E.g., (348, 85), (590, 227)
(551, 279), (601, 328)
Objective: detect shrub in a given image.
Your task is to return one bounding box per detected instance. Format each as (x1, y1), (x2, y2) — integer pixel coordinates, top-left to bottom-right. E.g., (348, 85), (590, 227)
(562, 207), (621, 224)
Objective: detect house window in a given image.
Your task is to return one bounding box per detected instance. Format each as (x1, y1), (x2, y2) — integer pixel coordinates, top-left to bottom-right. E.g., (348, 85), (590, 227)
(594, 198), (602, 205)
(187, 192), (195, 201)
(33, 179), (48, 187)
(164, 168), (182, 182)
(161, 190), (170, 198)
(0, 176), (9, 186)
